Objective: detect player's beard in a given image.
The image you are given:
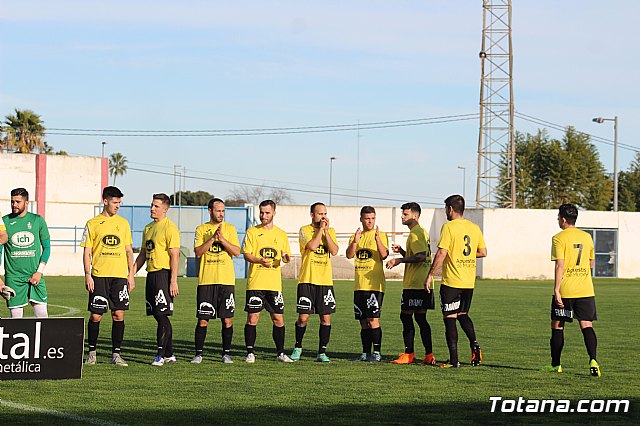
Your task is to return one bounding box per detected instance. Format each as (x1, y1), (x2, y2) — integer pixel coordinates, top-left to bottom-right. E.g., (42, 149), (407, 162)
(313, 220), (322, 228)
(13, 206), (26, 215)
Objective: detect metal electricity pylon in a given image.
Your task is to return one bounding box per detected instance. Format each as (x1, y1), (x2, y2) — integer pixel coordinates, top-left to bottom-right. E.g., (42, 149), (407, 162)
(476, 0), (515, 208)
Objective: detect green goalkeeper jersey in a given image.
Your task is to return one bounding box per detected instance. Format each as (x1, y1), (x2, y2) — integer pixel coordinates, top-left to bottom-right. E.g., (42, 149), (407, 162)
(2, 212), (50, 281)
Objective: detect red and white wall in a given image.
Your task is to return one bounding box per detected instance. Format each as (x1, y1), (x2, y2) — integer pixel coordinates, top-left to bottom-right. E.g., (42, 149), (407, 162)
(0, 152), (107, 275)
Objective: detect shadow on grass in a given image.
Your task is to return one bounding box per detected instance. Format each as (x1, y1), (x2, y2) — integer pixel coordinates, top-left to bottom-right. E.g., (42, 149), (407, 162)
(2, 400), (637, 426)
(91, 336), (548, 367)
(95, 333), (564, 369)
(92, 335), (375, 363)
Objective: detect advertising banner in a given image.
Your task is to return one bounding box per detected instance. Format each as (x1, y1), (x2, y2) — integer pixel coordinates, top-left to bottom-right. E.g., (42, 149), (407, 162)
(0, 317), (84, 380)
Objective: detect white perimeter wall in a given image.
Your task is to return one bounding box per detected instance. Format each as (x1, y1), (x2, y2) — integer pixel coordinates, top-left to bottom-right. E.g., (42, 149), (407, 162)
(254, 204), (437, 253)
(1, 153), (639, 281)
(43, 206), (640, 280)
(0, 153), (37, 212)
(617, 212), (640, 278)
(44, 154), (103, 227)
(0, 153), (103, 277)
(255, 205), (640, 280)
(451, 208), (640, 280)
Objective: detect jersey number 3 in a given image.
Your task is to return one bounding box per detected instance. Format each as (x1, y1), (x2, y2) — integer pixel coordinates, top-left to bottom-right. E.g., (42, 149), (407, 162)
(463, 235), (471, 256)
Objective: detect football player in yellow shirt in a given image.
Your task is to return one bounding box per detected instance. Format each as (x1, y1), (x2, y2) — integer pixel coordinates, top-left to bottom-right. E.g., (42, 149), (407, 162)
(290, 202), (339, 362)
(131, 193), (181, 366)
(544, 203), (600, 376)
(241, 200), (293, 363)
(0, 214), (6, 244)
(81, 186), (134, 367)
(386, 202), (436, 365)
(0, 214), (7, 297)
(346, 206), (389, 362)
(426, 195), (487, 368)
(191, 198), (240, 364)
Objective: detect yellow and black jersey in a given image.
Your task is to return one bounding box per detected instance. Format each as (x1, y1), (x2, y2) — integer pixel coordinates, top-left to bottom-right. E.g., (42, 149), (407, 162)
(81, 214), (133, 278)
(403, 224), (432, 290)
(242, 224), (291, 291)
(438, 219), (486, 289)
(349, 229), (388, 292)
(142, 217), (181, 272)
(194, 221), (239, 286)
(551, 227), (595, 298)
(298, 224), (336, 286)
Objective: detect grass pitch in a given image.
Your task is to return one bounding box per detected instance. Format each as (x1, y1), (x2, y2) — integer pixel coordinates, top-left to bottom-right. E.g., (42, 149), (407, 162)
(1, 277), (638, 425)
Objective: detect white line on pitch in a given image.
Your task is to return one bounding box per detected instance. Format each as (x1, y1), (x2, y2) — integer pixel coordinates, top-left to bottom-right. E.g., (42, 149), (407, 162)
(48, 304), (82, 317)
(0, 399), (124, 426)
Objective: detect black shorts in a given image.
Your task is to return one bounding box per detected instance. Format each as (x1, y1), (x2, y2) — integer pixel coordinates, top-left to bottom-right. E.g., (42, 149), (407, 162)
(551, 296), (597, 323)
(244, 290), (284, 314)
(353, 291), (384, 320)
(88, 276), (130, 314)
(145, 270), (174, 316)
(401, 289), (435, 312)
(196, 284), (235, 319)
(297, 283), (336, 315)
(439, 284), (473, 315)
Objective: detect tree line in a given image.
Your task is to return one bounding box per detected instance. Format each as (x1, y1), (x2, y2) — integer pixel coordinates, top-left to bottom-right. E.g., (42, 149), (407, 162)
(170, 186), (292, 207)
(498, 127), (640, 211)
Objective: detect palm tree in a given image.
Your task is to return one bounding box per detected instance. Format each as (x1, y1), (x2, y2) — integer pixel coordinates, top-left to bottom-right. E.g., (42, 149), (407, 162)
(109, 152), (128, 185)
(3, 109), (46, 153)
(41, 141), (54, 154)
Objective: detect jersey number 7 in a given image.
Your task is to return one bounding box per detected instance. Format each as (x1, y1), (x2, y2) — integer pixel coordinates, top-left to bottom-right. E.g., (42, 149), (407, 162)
(573, 243), (583, 265)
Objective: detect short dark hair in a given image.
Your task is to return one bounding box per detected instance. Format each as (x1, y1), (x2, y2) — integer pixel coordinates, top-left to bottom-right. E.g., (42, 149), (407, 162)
(259, 199), (276, 210)
(360, 206), (376, 216)
(444, 194), (465, 214)
(208, 198), (225, 210)
(10, 188), (29, 200)
(401, 202), (421, 216)
(153, 193), (171, 207)
(310, 202), (325, 213)
(558, 203), (578, 225)
(102, 186), (124, 199)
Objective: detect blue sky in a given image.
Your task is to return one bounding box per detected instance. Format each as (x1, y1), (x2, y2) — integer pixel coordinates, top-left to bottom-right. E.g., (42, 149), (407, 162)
(1, 1), (638, 206)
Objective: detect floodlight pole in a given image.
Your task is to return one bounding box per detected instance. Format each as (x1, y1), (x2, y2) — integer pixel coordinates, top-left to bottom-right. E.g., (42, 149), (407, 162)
(458, 166), (467, 200)
(329, 156), (336, 206)
(592, 116), (618, 211)
(174, 164), (180, 206)
(101, 141), (107, 158)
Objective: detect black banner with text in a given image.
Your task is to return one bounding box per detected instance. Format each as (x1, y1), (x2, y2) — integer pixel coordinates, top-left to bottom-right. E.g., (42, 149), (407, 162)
(0, 317), (84, 380)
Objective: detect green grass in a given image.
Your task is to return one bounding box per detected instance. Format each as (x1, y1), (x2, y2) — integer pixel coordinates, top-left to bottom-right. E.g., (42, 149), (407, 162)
(1, 277), (638, 425)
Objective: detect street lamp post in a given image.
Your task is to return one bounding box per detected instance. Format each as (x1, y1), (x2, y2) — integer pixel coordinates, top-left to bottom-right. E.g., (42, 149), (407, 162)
(329, 156), (336, 206)
(101, 141), (108, 158)
(592, 116), (618, 211)
(457, 166), (466, 200)
(174, 164), (180, 206)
